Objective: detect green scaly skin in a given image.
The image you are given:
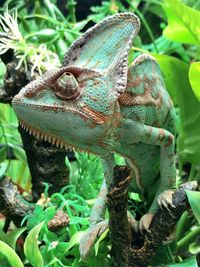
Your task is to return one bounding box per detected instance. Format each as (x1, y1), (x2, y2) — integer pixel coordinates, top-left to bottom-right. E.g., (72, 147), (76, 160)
(12, 13), (176, 259)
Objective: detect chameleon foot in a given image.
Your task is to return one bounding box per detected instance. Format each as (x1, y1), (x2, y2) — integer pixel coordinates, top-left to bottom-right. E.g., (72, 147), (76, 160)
(127, 211), (139, 232)
(157, 189), (175, 210)
(139, 213), (154, 232)
(163, 226), (176, 244)
(80, 220), (108, 260)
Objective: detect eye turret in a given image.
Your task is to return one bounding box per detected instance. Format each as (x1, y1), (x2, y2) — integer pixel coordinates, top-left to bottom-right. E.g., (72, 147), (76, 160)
(54, 72), (80, 100)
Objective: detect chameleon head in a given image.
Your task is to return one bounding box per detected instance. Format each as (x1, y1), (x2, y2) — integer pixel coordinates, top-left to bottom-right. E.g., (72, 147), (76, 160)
(12, 12), (140, 152)
(12, 67), (115, 152)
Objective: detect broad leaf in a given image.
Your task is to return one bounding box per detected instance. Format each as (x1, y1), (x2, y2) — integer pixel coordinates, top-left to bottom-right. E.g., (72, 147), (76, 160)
(162, 0), (200, 45)
(10, 144), (27, 163)
(0, 240), (24, 267)
(189, 62), (200, 102)
(0, 146), (7, 161)
(24, 221), (44, 267)
(185, 190), (200, 224)
(154, 54), (200, 164)
(0, 227), (26, 250)
(64, 231), (85, 253)
(0, 162), (8, 178)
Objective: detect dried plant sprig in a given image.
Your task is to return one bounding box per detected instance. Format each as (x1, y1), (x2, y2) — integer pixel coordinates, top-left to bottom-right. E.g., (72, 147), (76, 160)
(0, 11), (60, 75)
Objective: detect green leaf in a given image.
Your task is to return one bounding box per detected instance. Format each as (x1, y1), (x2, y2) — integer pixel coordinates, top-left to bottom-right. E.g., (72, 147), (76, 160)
(162, 0), (200, 45)
(0, 60), (6, 85)
(25, 205), (56, 233)
(189, 242), (200, 254)
(73, 19), (89, 31)
(95, 229), (109, 256)
(0, 227), (26, 250)
(44, 257), (69, 267)
(24, 221), (44, 267)
(26, 29), (58, 43)
(153, 54), (200, 164)
(70, 216), (89, 225)
(44, 206), (56, 219)
(186, 190), (200, 224)
(11, 145), (27, 163)
(166, 256), (198, 266)
(0, 162), (8, 179)
(0, 240), (24, 267)
(189, 62), (200, 102)
(64, 231), (85, 253)
(0, 146), (7, 161)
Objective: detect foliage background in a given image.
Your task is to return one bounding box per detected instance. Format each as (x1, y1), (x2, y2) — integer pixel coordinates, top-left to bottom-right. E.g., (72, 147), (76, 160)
(0, 0), (200, 266)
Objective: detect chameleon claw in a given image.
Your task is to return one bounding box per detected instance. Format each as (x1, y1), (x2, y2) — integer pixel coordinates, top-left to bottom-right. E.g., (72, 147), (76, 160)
(127, 211), (139, 232)
(79, 220), (108, 260)
(139, 213), (154, 232)
(157, 189), (175, 211)
(162, 226), (176, 244)
(98, 219), (108, 236)
(161, 199), (169, 210)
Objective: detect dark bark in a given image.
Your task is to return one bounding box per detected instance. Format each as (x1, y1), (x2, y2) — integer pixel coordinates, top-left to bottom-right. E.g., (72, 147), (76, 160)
(0, 61), (32, 104)
(0, 177), (35, 227)
(18, 126), (69, 200)
(107, 166), (198, 267)
(0, 57), (70, 200)
(107, 166), (132, 267)
(0, 177), (70, 232)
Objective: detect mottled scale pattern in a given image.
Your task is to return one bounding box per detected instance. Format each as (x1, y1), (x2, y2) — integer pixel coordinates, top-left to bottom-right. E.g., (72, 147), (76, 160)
(119, 54), (175, 133)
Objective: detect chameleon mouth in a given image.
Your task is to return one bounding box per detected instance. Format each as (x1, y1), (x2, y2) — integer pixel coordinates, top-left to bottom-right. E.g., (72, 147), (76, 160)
(19, 119), (86, 153)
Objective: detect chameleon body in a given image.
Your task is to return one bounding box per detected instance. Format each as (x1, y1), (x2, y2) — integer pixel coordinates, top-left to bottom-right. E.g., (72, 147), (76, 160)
(12, 13), (176, 259)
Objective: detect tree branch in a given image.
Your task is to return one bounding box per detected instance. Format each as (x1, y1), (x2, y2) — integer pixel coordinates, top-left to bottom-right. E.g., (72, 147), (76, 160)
(0, 177), (35, 227)
(107, 165), (198, 267)
(107, 166), (132, 266)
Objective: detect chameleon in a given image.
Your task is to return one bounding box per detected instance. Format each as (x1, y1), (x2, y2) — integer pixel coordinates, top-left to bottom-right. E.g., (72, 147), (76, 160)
(12, 13), (176, 259)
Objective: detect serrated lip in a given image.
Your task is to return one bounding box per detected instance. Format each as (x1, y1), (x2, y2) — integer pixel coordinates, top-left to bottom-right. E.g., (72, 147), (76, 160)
(19, 119), (90, 153)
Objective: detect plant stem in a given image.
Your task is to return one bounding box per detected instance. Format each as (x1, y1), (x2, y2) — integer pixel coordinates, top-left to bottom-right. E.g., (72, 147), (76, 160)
(188, 164), (196, 181)
(127, 0), (159, 53)
(0, 119), (10, 170)
(167, 245), (175, 263)
(178, 156), (183, 182)
(194, 168), (200, 182)
(177, 226), (200, 252)
(44, 0), (56, 19)
(67, 0), (76, 23)
(176, 211), (191, 241)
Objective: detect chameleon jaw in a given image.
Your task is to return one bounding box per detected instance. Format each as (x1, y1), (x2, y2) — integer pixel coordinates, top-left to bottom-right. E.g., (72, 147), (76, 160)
(19, 119), (87, 153)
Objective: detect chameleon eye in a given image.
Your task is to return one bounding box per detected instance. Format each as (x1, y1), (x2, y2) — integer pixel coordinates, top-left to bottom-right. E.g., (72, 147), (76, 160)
(54, 72), (80, 100)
